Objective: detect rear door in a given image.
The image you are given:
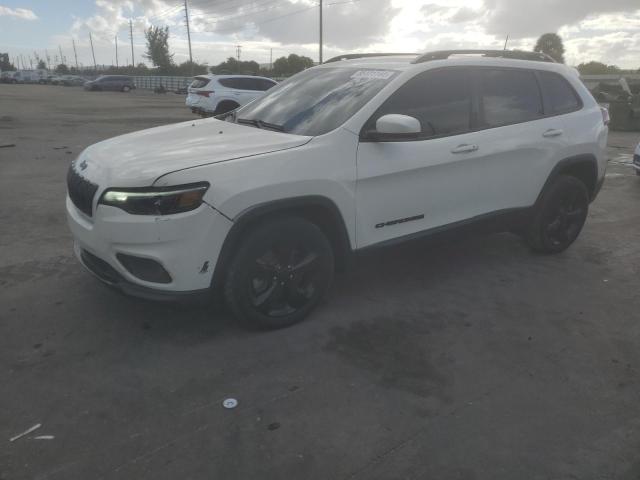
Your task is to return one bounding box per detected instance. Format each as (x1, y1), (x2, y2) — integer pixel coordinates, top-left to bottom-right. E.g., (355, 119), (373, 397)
(470, 67), (570, 211)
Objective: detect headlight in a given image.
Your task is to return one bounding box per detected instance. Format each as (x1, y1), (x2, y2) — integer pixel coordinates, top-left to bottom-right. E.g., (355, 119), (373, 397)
(99, 182), (209, 215)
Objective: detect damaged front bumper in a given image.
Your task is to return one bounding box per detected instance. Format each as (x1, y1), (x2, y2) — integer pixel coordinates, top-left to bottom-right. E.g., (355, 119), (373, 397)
(66, 195), (233, 299)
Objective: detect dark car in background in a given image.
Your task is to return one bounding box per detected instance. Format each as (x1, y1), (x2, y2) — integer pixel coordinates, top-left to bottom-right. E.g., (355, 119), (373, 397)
(84, 75), (136, 92)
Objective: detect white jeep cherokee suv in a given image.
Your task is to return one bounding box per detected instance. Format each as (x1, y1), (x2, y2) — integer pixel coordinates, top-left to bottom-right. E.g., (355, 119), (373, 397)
(185, 74), (277, 117)
(67, 50), (608, 329)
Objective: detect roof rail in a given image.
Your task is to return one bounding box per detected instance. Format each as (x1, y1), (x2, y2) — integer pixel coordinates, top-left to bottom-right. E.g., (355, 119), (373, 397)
(324, 53), (418, 64)
(412, 50), (556, 64)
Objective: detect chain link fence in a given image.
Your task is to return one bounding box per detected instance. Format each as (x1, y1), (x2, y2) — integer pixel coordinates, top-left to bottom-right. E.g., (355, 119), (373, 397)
(133, 76), (193, 91)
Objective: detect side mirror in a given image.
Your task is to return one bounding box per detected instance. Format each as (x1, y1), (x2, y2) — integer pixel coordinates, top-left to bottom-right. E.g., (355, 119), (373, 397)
(364, 114), (422, 141)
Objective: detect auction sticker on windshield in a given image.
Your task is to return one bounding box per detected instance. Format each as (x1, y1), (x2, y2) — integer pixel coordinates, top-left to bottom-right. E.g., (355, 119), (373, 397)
(351, 70), (396, 80)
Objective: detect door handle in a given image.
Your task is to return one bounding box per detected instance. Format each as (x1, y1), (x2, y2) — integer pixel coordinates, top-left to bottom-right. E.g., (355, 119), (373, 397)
(543, 128), (564, 138)
(451, 144), (479, 154)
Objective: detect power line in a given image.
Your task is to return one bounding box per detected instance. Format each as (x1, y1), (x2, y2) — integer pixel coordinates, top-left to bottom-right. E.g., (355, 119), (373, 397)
(198, 2), (316, 31)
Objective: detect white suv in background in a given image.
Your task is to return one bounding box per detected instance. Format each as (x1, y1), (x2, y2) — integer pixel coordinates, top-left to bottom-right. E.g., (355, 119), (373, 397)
(67, 50), (608, 329)
(186, 74), (277, 116)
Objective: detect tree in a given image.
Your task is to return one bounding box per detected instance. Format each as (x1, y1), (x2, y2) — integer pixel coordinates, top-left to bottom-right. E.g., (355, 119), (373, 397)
(0, 53), (15, 71)
(37, 59), (47, 70)
(210, 57), (259, 75)
(144, 26), (174, 70)
(271, 54), (314, 76)
(576, 61), (621, 75)
(55, 63), (69, 74)
(177, 61), (208, 75)
(534, 33), (565, 63)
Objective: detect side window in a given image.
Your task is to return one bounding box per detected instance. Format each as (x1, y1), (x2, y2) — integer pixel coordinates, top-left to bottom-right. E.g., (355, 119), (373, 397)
(369, 68), (472, 138)
(258, 79), (276, 91)
(537, 71), (581, 114)
(480, 69), (543, 127)
(218, 78), (237, 89)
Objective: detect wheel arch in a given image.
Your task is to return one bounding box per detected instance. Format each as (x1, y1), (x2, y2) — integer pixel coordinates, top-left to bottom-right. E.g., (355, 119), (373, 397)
(211, 196), (353, 289)
(537, 154), (600, 204)
(214, 99), (241, 114)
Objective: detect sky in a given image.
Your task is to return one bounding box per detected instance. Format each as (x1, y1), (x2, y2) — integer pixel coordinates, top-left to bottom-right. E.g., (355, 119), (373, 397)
(0, 0), (639, 70)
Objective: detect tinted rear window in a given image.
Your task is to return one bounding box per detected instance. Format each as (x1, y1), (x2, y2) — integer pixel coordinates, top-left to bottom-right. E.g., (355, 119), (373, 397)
(218, 78), (242, 89)
(537, 71), (581, 114)
(190, 77), (210, 89)
(480, 69), (543, 127)
(219, 77), (273, 91)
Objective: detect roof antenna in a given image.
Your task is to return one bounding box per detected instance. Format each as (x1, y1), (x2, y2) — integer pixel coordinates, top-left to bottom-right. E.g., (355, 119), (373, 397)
(503, 34), (509, 50)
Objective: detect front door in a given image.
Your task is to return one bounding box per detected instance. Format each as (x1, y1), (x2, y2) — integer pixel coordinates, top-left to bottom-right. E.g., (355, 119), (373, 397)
(355, 67), (480, 248)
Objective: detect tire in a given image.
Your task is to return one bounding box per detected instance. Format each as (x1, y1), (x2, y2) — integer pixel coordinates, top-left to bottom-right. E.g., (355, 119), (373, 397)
(214, 101), (240, 115)
(122, 85), (131, 92)
(224, 216), (334, 329)
(526, 174), (589, 254)
(635, 170), (640, 176)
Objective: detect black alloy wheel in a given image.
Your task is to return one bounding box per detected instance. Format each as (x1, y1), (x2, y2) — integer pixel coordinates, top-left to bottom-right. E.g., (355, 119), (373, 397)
(527, 174), (589, 253)
(224, 217), (334, 329)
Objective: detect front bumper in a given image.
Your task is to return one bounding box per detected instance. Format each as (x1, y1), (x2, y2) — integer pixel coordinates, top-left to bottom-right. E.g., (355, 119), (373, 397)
(67, 195), (233, 299)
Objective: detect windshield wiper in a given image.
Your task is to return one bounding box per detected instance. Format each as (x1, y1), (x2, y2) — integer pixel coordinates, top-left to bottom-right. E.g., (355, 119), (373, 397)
(237, 118), (285, 132)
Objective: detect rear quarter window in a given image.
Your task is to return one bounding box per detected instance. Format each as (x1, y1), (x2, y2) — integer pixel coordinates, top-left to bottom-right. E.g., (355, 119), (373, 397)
(218, 78), (242, 89)
(537, 71), (581, 114)
(190, 77), (210, 89)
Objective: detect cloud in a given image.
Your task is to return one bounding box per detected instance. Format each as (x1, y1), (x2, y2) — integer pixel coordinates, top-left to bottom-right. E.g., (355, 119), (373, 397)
(16, 0), (640, 70)
(0, 5), (38, 20)
(188, 0), (399, 50)
(481, 0), (640, 38)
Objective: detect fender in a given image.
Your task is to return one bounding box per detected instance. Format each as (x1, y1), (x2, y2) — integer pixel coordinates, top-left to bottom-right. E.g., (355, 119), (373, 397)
(535, 154), (600, 204)
(210, 195), (353, 289)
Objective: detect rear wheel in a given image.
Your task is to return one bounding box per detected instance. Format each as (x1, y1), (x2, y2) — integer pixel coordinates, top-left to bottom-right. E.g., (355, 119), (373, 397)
(526, 175), (589, 253)
(224, 217), (334, 329)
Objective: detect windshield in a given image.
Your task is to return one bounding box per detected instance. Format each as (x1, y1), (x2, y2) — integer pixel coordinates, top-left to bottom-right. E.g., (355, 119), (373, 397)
(234, 67), (399, 136)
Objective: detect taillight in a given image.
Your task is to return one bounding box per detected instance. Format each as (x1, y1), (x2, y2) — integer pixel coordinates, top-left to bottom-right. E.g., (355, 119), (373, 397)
(196, 91), (213, 97)
(600, 106), (610, 126)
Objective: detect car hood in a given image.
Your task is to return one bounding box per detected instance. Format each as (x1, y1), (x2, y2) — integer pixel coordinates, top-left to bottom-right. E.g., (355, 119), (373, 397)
(76, 118), (312, 187)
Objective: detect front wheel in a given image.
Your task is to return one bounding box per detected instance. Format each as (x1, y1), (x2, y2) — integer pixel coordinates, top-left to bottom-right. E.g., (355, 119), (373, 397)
(224, 217), (334, 329)
(122, 85), (131, 92)
(526, 175), (589, 253)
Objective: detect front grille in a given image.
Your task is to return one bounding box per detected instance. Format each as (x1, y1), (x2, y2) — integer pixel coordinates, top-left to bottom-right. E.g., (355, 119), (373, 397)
(67, 163), (98, 217)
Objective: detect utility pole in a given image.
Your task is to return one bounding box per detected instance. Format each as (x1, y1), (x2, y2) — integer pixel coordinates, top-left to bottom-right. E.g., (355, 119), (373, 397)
(89, 32), (97, 70)
(184, 0), (193, 74)
(236, 45), (241, 61)
(115, 36), (119, 68)
(503, 34), (509, 50)
(270, 48), (273, 71)
(72, 39), (79, 70)
(129, 19), (135, 66)
(58, 45), (64, 65)
(319, 0), (323, 64)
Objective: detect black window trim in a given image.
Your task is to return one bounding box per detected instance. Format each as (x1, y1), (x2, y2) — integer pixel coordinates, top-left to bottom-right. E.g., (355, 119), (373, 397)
(360, 65), (584, 144)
